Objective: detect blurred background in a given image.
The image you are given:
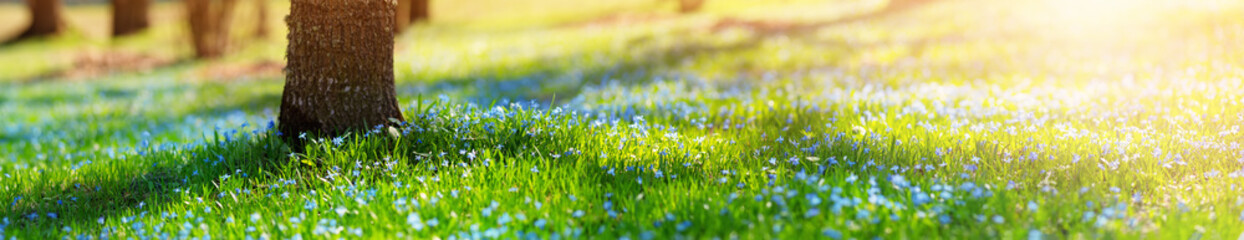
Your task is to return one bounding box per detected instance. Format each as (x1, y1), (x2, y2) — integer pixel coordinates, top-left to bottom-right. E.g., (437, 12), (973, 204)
(1, 0), (1240, 85)
(1, 0), (1242, 150)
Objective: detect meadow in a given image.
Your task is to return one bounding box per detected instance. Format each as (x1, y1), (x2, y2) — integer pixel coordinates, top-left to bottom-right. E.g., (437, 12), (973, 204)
(2, 0), (1243, 238)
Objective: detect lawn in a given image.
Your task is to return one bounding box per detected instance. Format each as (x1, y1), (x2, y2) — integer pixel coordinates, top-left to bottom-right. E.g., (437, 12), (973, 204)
(1, 0), (1243, 238)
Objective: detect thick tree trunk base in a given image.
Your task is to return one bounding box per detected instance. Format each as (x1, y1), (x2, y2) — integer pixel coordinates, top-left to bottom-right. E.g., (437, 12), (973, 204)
(279, 0), (405, 147)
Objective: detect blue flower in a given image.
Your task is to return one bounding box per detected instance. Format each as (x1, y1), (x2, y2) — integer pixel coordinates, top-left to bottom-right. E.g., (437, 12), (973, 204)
(534, 219), (547, 229)
(1028, 229), (1042, 240)
(497, 213), (512, 225)
(804, 208), (820, 218)
(676, 221), (692, 232)
(822, 228), (842, 239)
(407, 213), (425, 231)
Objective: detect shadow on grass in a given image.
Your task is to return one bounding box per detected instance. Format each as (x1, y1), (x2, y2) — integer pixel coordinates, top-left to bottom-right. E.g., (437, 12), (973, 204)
(400, 0), (945, 106)
(0, 133), (291, 232)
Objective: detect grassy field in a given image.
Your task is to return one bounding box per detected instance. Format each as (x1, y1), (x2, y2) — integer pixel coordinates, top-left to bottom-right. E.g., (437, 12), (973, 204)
(2, 0), (1244, 238)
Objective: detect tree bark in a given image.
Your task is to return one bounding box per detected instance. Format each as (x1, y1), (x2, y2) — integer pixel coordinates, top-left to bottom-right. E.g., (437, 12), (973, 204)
(409, 0), (428, 23)
(112, 0), (151, 37)
(678, 0), (704, 13)
(255, 0), (269, 38)
(186, 0), (238, 58)
(15, 0), (67, 40)
(280, 0), (405, 142)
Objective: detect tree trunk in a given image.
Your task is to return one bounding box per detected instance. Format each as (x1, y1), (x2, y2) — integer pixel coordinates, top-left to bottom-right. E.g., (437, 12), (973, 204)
(16, 0), (67, 40)
(186, 0), (238, 58)
(395, 0), (411, 32)
(678, 0), (704, 13)
(409, 0), (428, 23)
(280, 0), (405, 142)
(255, 0), (268, 38)
(112, 0), (151, 37)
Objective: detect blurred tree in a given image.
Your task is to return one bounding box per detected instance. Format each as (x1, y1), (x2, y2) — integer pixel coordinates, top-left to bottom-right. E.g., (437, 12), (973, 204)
(409, 0), (429, 23)
(678, 0), (704, 13)
(186, 0), (237, 58)
(254, 0), (269, 38)
(280, 0), (405, 142)
(395, 0), (411, 32)
(14, 0), (67, 40)
(112, 0), (150, 37)
(886, 0), (933, 10)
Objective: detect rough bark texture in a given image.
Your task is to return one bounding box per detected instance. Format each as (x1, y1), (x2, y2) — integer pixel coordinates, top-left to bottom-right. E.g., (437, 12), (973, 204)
(409, 0), (428, 23)
(255, 0), (269, 38)
(280, 0), (405, 142)
(16, 0), (67, 40)
(186, 0), (238, 58)
(678, 0), (704, 13)
(112, 0), (150, 37)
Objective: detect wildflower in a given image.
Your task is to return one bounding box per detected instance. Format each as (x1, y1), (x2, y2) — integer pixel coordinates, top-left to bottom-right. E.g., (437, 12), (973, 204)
(1028, 229), (1042, 240)
(497, 213), (512, 225)
(530, 166), (538, 173)
(304, 200), (317, 210)
(407, 213), (425, 231)
(822, 228), (842, 239)
(804, 208), (821, 218)
(335, 207), (348, 217)
(534, 219), (547, 229)
(676, 221), (692, 232)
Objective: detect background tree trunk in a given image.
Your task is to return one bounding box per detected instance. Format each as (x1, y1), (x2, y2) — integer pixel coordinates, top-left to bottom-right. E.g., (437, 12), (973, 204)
(395, 0), (411, 32)
(112, 0), (150, 37)
(16, 0), (67, 40)
(186, 0), (238, 58)
(254, 0), (268, 38)
(678, 0), (704, 13)
(409, 0), (428, 24)
(280, 0), (405, 141)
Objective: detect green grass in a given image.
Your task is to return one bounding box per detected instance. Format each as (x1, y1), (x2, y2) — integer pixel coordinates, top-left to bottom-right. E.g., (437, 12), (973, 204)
(2, 0), (1244, 238)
